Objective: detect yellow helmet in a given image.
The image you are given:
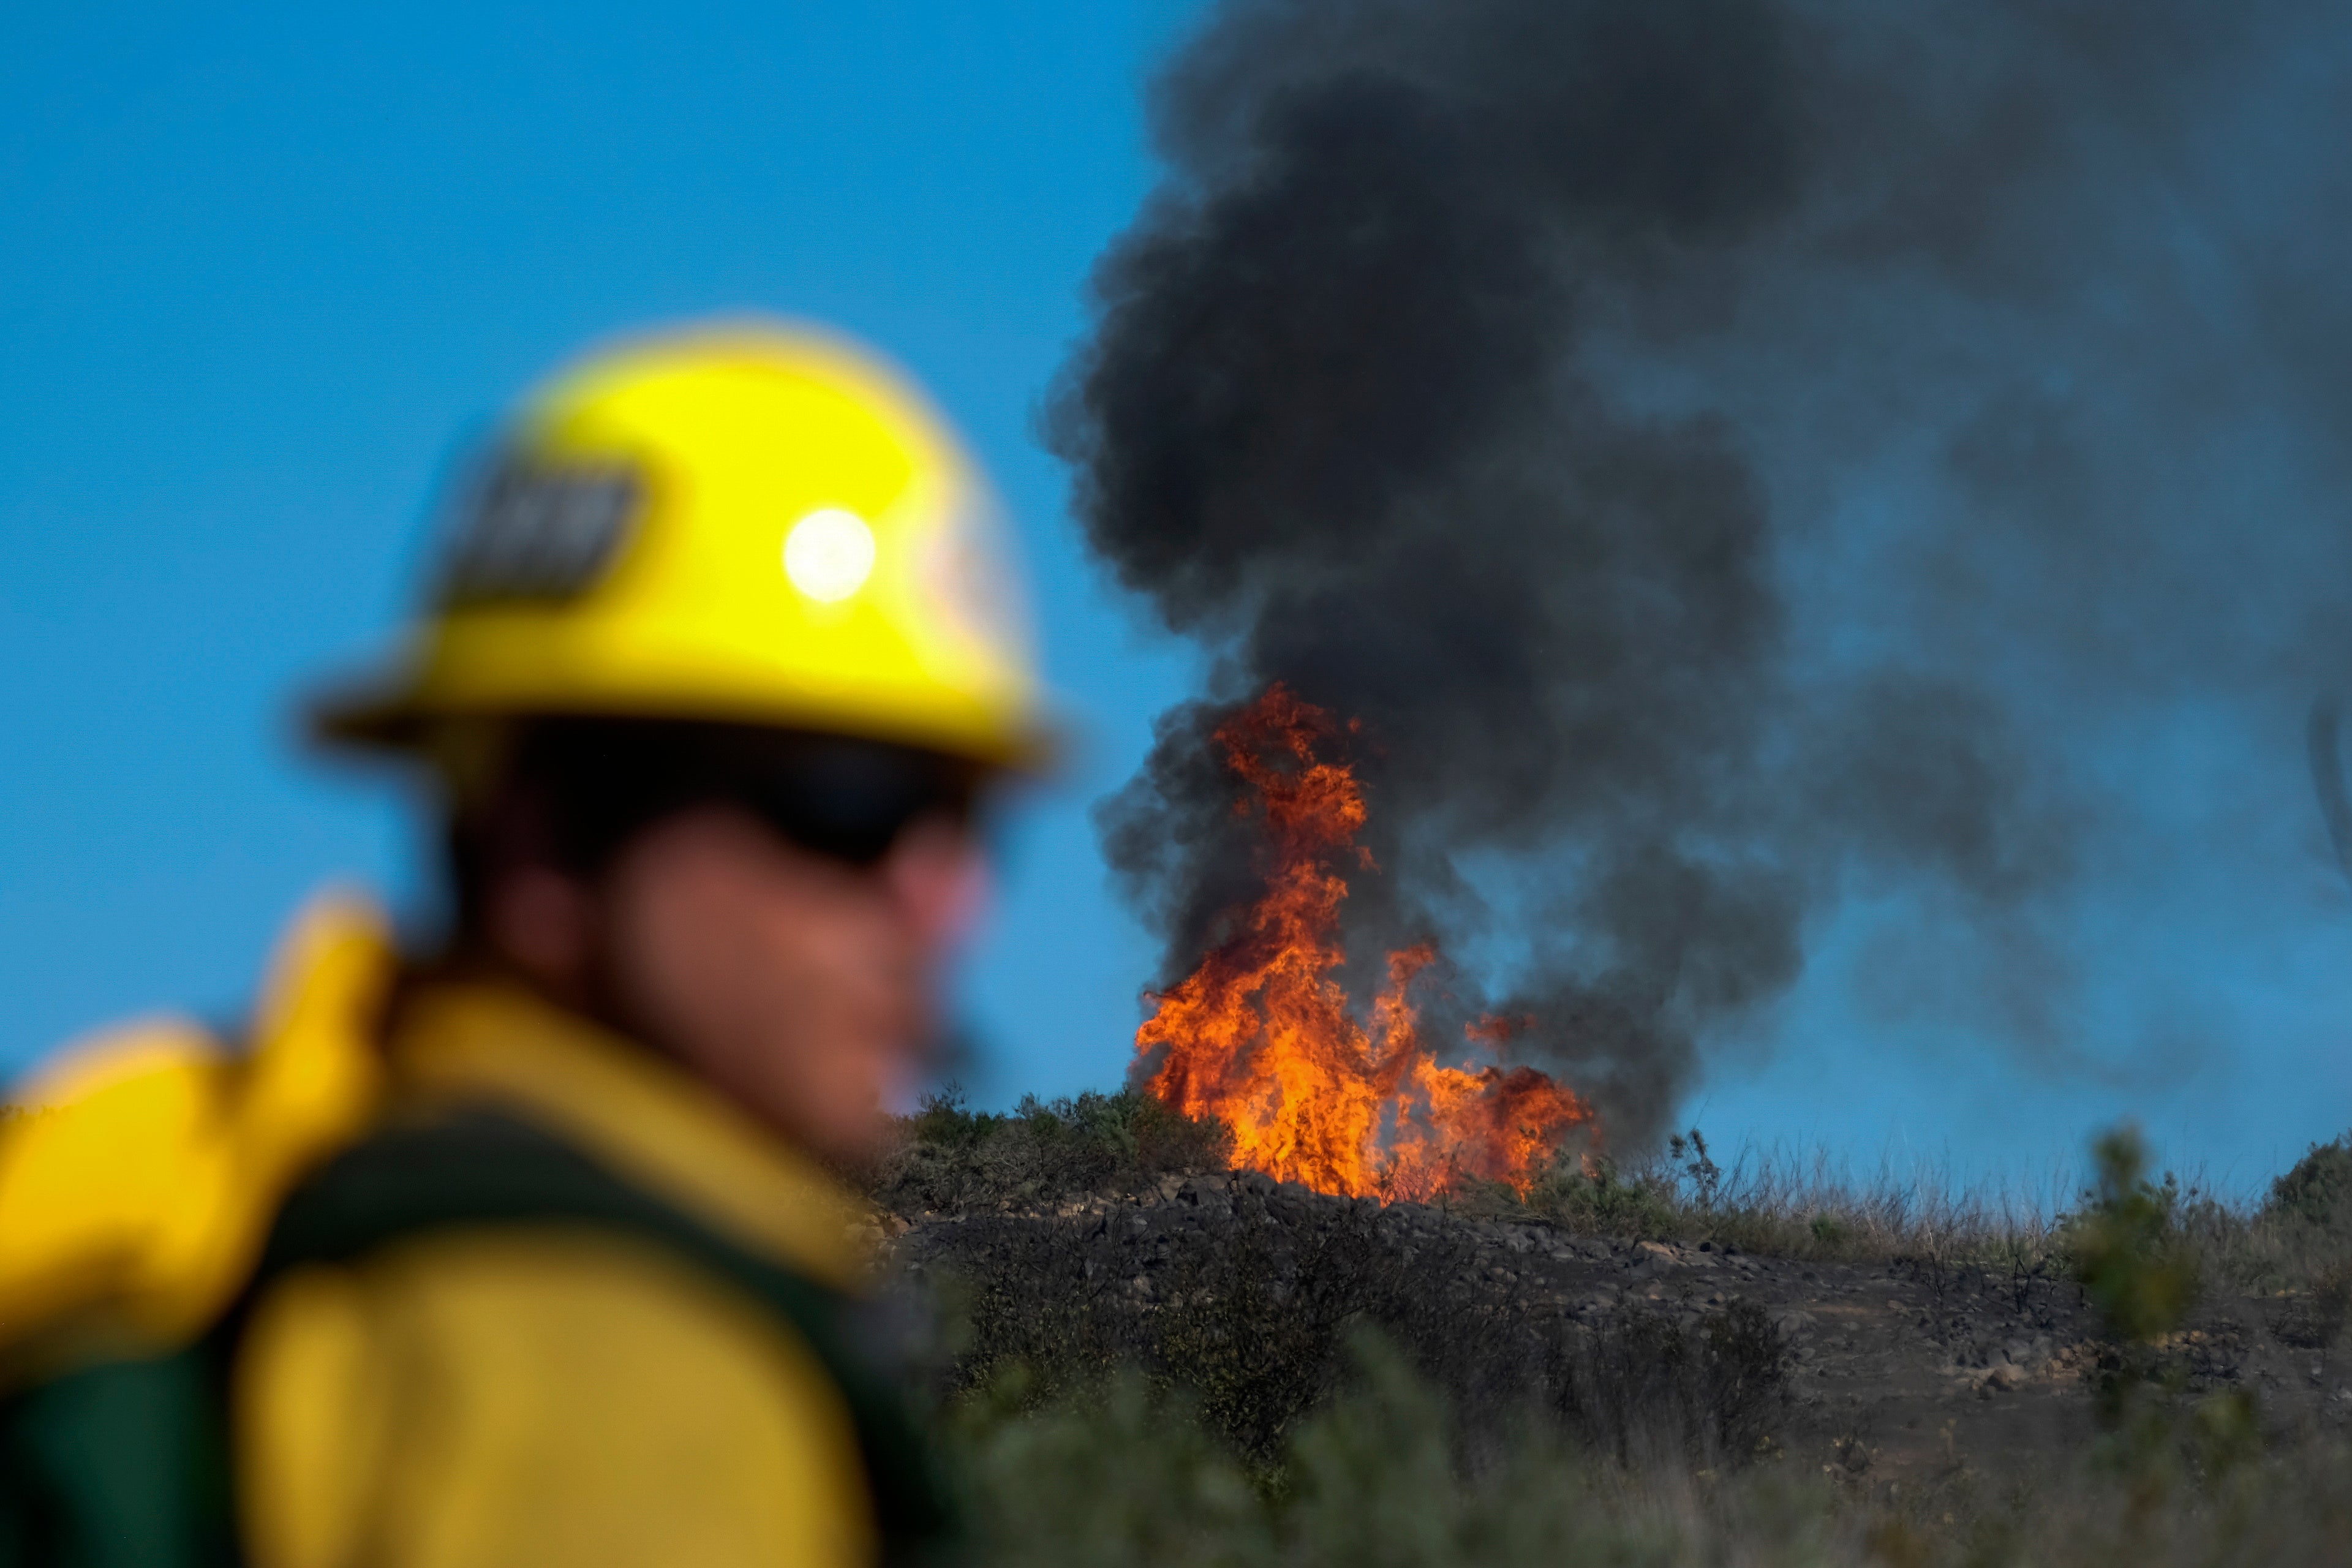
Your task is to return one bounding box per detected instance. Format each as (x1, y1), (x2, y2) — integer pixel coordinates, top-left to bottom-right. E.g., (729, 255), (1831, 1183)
(314, 321), (1050, 771)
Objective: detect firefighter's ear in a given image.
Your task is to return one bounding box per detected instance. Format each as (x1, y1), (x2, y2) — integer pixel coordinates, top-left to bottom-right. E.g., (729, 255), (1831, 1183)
(485, 864), (597, 991)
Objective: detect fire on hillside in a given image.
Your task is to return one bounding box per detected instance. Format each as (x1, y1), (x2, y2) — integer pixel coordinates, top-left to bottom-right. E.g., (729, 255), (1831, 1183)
(1134, 685), (1594, 1199)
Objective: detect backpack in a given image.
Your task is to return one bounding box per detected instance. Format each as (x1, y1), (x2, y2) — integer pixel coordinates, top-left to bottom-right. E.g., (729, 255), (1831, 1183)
(0, 894), (390, 1568)
(0, 897), (951, 1567)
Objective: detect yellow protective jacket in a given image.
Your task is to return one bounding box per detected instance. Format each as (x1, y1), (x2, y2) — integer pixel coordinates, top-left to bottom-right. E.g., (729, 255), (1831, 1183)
(0, 896), (944, 1568)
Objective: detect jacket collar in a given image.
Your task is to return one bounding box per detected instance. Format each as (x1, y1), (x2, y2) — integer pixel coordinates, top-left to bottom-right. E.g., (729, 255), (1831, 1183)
(386, 981), (867, 1291)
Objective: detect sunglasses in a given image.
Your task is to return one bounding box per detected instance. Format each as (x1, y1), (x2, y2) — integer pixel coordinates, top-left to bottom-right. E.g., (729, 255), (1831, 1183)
(517, 720), (986, 872)
(726, 740), (981, 867)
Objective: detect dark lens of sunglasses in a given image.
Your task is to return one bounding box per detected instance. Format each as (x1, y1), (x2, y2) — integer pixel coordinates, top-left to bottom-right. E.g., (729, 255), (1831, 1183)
(739, 747), (975, 866)
(517, 718), (979, 872)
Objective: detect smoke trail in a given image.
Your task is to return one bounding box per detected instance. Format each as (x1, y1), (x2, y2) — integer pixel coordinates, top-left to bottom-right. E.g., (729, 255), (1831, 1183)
(1052, 0), (2352, 1140)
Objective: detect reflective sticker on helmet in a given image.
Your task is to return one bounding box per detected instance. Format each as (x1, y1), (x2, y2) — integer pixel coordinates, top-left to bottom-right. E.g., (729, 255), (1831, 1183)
(437, 459), (641, 606)
(783, 508), (877, 603)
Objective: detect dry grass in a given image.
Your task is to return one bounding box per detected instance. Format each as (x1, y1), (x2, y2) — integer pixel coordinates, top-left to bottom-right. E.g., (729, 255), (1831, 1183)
(1462, 1126), (2352, 1311)
(1506, 1130), (2070, 1267)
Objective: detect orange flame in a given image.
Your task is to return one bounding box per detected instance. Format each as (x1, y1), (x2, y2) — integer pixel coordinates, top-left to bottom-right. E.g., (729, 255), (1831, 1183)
(1135, 684), (1595, 1199)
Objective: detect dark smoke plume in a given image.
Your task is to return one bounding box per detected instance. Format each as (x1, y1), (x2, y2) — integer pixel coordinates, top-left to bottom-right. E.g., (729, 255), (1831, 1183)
(1052, 0), (2352, 1141)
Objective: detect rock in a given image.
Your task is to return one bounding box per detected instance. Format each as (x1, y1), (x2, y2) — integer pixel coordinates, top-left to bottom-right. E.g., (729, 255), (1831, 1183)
(1182, 1179), (1235, 1219)
(1951, 1359), (2032, 1394)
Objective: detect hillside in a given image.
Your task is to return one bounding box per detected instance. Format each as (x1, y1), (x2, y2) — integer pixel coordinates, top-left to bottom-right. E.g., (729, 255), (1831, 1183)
(854, 1095), (2352, 1564)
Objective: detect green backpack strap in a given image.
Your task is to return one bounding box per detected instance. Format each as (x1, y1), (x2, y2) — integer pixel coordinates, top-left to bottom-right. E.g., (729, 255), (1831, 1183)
(0, 1351), (237, 1568)
(249, 1109), (957, 1564)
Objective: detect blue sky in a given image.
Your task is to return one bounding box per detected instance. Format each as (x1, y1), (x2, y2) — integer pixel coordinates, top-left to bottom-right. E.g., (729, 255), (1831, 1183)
(6, 0), (2350, 1194)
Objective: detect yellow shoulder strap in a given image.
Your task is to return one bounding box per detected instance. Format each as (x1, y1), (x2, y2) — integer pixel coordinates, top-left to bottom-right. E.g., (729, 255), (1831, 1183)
(0, 893), (393, 1381)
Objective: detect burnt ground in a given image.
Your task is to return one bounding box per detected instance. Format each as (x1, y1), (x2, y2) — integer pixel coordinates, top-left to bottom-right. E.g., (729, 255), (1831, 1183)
(875, 1170), (2352, 1488)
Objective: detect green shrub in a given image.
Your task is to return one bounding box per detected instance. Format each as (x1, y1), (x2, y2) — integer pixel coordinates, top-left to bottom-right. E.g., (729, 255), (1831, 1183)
(950, 1367), (1275, 1568)
(870, 1086), (1233, 1217)
(2265, 1134), (2352, 1234)
(907, 1085), (1001, 1152)
(1524, 1153), (1677, 1237)
(2061, 1125), (2201, 1346)
(944, 1332), (2352, 1567)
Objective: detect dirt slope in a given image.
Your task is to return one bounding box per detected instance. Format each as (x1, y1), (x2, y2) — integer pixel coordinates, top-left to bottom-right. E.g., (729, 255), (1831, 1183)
(883, 1170), (2349, 1485)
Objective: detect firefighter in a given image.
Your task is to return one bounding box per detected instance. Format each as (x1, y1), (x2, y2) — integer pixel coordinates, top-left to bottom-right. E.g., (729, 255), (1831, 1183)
(0, 322), (1050, 1567)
